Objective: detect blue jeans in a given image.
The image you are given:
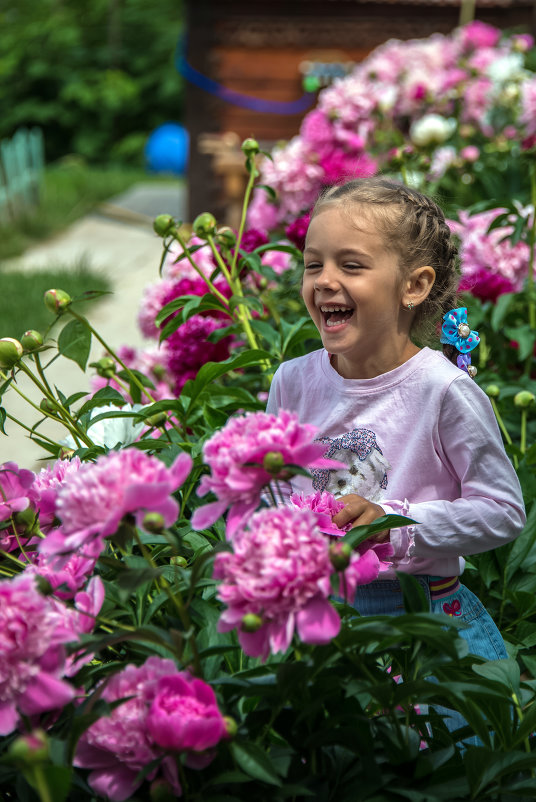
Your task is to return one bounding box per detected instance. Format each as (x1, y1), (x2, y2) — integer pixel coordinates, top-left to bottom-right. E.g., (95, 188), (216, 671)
(352, 577), (507, 745)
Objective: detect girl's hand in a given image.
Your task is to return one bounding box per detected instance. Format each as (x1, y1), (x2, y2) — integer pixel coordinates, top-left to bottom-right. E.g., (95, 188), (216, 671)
(332, 493), (390, 543)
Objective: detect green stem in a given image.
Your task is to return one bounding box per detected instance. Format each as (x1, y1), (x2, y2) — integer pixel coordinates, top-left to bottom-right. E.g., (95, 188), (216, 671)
(68, 310), (158, 406)
(230, 159), (257, 280)
(33, 353), (55, 398)
(16, 362), (90, 448)
(4, 411), (62, 449)
(528, 164), (536, 331)
(490, 398), (518, 469)
(0, 370), (92, 448)
(512, 692), (532, 763)
(171, 229), (231, 309)
(31, 766), (53, 802)
(521, 409), (528, 455)
(133, 530), (202, 676)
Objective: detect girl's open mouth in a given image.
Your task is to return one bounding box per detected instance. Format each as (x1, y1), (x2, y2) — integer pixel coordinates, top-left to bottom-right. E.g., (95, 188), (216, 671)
(320, 305), (355, 328)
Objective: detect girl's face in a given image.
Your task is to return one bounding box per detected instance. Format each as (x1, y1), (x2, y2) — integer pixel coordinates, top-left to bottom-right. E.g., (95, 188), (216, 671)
(302, 205), (417, 379)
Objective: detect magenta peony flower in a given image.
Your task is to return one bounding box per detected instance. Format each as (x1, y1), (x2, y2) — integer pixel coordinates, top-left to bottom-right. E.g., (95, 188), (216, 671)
(74, 657), (183, 802)
(41, 449), (192, 560)
(340, 541), (394, 601)
(458, 268), (516, 303)
(0, 573), (78, 735)
(214, 506), (342, 659)
(290, 491), (348, 537)
(146, 674), (226, 755)
(285, 214), (311, 251)
(165, 314), (234, 395)
(25, 549), (98, 600)
(192, 410), (344, 536)
(238, 228), (269, 253)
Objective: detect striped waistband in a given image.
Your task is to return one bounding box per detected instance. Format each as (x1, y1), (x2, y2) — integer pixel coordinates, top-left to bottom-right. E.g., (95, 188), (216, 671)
(429, 575), (460, 600)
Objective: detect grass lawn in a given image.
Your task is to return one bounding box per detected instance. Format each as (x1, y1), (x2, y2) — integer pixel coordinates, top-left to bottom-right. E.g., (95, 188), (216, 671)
(0, 161), (180, 261)
(0, 259), (112, 339)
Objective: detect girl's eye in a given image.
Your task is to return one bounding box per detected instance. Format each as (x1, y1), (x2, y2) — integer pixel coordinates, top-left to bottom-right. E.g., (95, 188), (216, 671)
(304, 263), (322, 270)
(343, 263), (362, 270)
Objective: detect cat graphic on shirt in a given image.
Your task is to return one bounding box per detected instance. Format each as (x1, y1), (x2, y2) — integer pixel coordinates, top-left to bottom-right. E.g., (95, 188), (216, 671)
(310, 427), (390, 502)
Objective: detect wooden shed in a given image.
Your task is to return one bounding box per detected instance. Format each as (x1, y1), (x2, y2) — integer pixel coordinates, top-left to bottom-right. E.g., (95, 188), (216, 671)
(183, 0), (534, 224)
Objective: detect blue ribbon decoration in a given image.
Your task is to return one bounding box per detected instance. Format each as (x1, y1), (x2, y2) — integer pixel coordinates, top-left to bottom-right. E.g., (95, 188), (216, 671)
(175, 38), (317, 115)
(440, 307), (480, 354)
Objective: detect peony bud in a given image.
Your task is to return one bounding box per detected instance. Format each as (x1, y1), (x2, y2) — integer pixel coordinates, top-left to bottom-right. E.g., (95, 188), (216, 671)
(329, 541), (352, 571)
(142, 512), (166, 533)
(262, 451), (285, 475)
(0, 337), (23, 368)
(34, 575), (54, 596)
(514, 391), (535, 408)
(44, 289), (71, 315)
(216, 226), (237, 248)
(92, 356), (116, 378)
(153, 214), (174, 238)
(223, 716), (238, 739)
(8, 730), (49, 765)
(13, 507), (37, 533)
(241, 137), (260, 156)
(144, 411), (168, 427)
(40, 398), (58, 415)
(170, 555), (188, 568)
(150, 779), (176, 802)
(21, 330), (43, 352)
(241, 613), (263, 633)
(192, 212), (217, 239)
(485, 384), (500, 398)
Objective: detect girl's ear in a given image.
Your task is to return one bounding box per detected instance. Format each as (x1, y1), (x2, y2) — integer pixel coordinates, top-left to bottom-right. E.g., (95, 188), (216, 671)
(403, 265), (436, 307)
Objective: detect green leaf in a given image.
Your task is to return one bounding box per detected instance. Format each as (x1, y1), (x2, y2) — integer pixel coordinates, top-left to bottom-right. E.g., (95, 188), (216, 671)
(397, 571), (430, 613)
(76, 386), (127, 415)
(472, 658), (520, 693)
(57, 318), (91, 370)
(256, 183), (277, 201)
(229, 294), (265, 316)
(342, 515), (417, 549)
(490, 292), (515, 331)
(183, 350), (272, 412)
(0, 407), (6, 435)
(504, 324), (536, 360)
(230, 741), (283, 786)
(506, 499), (536, 582)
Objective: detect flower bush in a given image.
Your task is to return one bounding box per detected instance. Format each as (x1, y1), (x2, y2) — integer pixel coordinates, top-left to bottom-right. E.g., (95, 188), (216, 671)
(1, 21), (536, 800)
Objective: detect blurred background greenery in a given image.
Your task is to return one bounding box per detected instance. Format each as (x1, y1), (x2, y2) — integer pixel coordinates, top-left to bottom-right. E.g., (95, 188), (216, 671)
(0, 0), (184, 165)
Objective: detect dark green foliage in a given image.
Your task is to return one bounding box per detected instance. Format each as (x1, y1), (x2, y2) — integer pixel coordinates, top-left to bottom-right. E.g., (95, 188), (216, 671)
(0, 0), (184, 163)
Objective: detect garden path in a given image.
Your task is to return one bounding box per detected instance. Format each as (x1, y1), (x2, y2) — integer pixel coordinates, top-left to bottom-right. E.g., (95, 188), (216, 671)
(1, 181), (186, 469)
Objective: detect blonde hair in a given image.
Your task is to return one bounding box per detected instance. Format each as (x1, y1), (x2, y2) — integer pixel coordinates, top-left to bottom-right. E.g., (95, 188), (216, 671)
(311, 177), (459, 345)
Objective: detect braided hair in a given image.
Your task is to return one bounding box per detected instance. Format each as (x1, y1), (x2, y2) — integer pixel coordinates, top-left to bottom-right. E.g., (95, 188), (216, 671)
(311, 177), (460, 360)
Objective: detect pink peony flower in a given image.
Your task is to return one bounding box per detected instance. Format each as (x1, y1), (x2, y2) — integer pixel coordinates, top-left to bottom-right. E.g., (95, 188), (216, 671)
(0, 462), (35, 522)
(41, 449), (192, 560)
(74, 657), (183, 802)
(459, 20), (501, 51)
(162, 236), (217, 282)
(25, 549), (98, 600)
(290, 491), (348, 536)
(0, 573), (78, 735)
(341, 541), (394, 601)
(146, 674), (226, 755)
(28, 457), (82, 532)
(213, 507), (342, 659)
(138, 278), (175, 339)
(192, 410), (344, 537)
(449, 209), (529, 296)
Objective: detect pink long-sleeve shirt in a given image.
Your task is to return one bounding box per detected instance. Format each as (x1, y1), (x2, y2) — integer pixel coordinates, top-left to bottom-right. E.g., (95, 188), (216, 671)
(266, 347), (526, 578)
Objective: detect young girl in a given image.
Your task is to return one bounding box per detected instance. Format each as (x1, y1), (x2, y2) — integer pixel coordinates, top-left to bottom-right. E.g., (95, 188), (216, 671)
(266, 176), (525, 664)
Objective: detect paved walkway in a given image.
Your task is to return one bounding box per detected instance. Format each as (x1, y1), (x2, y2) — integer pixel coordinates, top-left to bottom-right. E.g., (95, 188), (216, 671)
(1, 181), (186, 469)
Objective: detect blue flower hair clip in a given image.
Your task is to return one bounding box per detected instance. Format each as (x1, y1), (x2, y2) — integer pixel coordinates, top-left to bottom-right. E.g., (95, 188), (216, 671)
(440, 308), (480, 378)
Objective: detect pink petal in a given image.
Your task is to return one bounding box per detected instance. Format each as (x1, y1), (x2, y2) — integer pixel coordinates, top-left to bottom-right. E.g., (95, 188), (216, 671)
(226, 499), (258, 538)
(191, 500), (228, 530)
(296, 597), (341, 645)
(170, 451), (193, 487)
(18, 671), (76, 716)
(0, 701), (18, 736)
(88, 765), (141, 802)
(238, 626), (270, 660)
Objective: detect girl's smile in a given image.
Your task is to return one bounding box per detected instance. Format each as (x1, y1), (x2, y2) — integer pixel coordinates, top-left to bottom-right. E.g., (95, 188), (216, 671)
(302, 206), (418, 379)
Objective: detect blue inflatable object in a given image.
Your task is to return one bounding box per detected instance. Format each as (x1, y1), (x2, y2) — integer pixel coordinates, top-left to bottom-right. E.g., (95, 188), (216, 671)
(145, 123), (189, 175)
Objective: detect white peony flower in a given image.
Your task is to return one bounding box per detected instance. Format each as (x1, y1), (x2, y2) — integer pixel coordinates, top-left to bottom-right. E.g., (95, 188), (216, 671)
(62, 404), (147, 449)
(409, 114), (457, 147)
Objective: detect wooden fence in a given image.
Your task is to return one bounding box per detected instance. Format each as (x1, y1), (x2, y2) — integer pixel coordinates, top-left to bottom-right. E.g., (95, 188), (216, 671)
(0, 128), (44, 222)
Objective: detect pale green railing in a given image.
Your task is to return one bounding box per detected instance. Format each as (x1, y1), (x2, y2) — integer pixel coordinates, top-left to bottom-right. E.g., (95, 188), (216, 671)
(0, 127), (44, 221)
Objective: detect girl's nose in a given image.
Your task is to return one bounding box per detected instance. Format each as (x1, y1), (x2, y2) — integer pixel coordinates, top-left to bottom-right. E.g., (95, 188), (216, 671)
(313, 263), (339, 291)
